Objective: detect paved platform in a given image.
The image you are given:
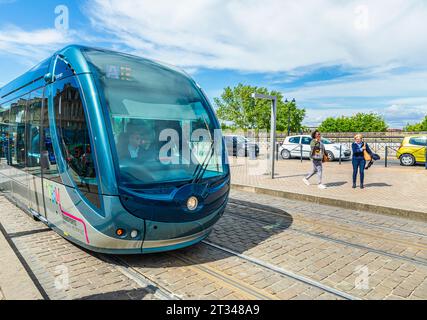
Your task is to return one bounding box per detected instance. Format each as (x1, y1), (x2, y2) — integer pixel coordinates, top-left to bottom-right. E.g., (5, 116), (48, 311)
(229, 157), (427, 220)
(0, 196), (159, 300)
(0, 217), (43, 300)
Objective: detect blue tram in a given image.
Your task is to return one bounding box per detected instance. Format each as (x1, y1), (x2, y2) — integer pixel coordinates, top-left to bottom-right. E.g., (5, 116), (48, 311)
(0, 46), (230, 254)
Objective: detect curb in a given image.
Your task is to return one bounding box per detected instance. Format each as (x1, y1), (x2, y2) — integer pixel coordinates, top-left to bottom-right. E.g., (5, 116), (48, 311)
(231, 183), (427, 222)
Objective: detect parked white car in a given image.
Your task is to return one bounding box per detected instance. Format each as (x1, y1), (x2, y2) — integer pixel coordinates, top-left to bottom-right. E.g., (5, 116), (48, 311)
(279, 135), (351, 161)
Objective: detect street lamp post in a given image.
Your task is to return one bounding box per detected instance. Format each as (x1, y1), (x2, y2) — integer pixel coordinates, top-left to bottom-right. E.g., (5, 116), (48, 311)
(285, 98), (296, 136)
(252, 93), (277, 179)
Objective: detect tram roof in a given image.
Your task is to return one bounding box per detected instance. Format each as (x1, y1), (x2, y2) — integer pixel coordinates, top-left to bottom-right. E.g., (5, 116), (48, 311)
(0, 45), (191, 101)
(0, 57), (51, 100)
(0, 45), (99, 99)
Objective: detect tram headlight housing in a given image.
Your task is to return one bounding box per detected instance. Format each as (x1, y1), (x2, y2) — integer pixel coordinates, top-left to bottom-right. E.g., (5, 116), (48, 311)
(116, 228), (125, 237)
(130, 230), (138, 238)
(187, 196), (199, 211)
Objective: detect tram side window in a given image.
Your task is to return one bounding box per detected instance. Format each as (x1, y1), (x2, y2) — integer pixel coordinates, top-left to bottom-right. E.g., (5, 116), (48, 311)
(26, 89), (43, 176)
(41, 96), (60, 181)
(54, 58), (74, 81)
(9, 96), (29, 168)
(53, 77), (100, 208)
(0, 103), (10, 161)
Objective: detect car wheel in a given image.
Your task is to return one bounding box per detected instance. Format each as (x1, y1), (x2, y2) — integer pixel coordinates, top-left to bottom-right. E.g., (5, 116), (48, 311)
(400, 154), (415, 166)
(281, 149), (291, 159)
(326, 151), (335, 161)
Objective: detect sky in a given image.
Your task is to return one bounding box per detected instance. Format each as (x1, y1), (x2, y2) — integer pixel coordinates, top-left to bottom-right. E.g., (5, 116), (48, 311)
(0, 0), (426, 128)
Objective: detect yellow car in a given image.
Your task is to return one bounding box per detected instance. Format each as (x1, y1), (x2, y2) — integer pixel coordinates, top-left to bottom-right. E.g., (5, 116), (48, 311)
(397, 135), (427, 166)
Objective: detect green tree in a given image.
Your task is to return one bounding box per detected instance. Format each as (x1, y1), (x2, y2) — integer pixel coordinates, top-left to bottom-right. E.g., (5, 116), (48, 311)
(405, 115), (427, 132)
(318, 113), (388, 132)
(214, 83), (306, 132)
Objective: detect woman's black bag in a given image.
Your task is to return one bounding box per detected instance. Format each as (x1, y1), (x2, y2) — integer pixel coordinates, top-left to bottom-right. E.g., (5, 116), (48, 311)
(365, 153), (381, 169)
(372, 153), (381, 161)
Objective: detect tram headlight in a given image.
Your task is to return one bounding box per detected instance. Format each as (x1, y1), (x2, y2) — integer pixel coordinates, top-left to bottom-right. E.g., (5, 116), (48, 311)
(130, 230), (138, 238)
(187, 196), (199, 211)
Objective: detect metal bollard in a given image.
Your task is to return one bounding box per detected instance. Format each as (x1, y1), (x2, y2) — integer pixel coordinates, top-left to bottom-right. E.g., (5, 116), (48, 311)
(385, 146), (388, 168)
(249, 143), (256, 160)
(300, 144), (303, 163)
(339, 145), (342, 165)
(425, 141), (427, 170)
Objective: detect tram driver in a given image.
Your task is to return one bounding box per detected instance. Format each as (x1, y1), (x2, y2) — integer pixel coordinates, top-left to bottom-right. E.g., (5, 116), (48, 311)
(117, 124), (157, 163)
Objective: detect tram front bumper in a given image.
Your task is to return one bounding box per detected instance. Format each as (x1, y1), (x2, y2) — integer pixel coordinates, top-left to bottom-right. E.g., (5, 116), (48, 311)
(141, 227), (213, 253)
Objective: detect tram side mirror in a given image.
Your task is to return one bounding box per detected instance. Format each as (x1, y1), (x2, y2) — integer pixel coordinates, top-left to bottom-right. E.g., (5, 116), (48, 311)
(44, 73), (55, 84)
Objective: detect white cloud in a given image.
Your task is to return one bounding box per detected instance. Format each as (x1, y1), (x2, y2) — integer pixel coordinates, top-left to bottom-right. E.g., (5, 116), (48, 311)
(303, 98), (427, 128)
(383, 104), (427, 125)
(86, 0), (427, 72)
(285, 69), (427, 100)
(292, 70), (427, 128)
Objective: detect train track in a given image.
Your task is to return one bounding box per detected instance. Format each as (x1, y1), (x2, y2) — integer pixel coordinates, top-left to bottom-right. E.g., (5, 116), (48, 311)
(98, 254), (179, 300)
(105, 239), (358, 300)
(108, 252), (279, 300)
(230, 198), (427, 240)
(226, 200), (427, 267)
(234, 196), (427, 239)
(167, 252), (278, 300)
(228, 200), (427, 249)
(4, 193), (425, 301)
(200, 240), (358, 300)
(299, 209), (427, 239)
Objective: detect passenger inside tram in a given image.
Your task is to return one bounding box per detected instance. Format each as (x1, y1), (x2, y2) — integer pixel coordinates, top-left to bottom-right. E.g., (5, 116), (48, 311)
(82, 48), (225, 187)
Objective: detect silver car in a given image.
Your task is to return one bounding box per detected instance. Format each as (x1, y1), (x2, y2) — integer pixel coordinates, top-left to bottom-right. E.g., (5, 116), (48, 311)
(279, 135), (351, 161)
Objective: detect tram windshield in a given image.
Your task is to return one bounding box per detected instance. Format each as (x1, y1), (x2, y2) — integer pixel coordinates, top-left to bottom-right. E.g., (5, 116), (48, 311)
(83, 49), (226, 188)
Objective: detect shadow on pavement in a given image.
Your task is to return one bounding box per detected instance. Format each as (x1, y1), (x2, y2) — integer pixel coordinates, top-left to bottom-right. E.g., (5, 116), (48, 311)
(79, 287), (156, 300)
(325, 181), (347, 187)
(102, 200), (294, 270)
(364, 182), (392, 188)
(276, 173), (307, 179)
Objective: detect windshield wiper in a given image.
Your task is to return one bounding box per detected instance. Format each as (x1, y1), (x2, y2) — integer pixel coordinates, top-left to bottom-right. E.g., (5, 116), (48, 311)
(192, 140), (215, 184)
(191, 115), (216, 184)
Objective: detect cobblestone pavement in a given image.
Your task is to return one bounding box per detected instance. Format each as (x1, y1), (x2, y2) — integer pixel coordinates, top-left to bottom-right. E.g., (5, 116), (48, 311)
(0, 196), (158, 300)
(229, 157), (427, 215)
(1, 189), (427, 300)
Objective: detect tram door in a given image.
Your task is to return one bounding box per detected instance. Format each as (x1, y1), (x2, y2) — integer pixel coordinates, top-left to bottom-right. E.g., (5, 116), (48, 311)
(26, 89), (47, 218)
(9, 95), (29, 206)
(0, 102), (13, 193)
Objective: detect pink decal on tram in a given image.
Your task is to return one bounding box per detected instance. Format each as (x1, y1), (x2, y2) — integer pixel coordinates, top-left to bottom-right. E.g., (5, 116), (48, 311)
(59, 203), (90, 244)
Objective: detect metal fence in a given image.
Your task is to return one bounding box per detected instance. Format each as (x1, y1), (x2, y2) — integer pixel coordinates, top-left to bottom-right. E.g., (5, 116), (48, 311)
(226, 131), (427, 169)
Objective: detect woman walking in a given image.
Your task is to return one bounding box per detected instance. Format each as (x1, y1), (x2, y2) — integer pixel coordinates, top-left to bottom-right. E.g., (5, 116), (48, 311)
(303, 130), (327, 189)
(352, 134), (373, 189)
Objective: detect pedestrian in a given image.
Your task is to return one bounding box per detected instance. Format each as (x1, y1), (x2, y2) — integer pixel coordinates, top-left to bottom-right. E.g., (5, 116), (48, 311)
(352, 134), (373, 189)
(303, 130), (327, 189)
